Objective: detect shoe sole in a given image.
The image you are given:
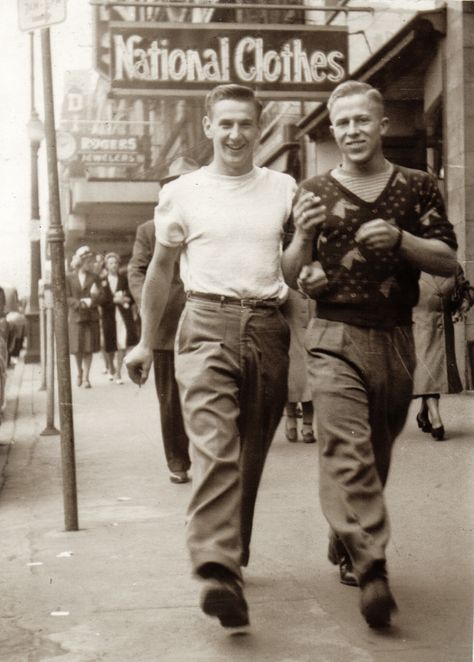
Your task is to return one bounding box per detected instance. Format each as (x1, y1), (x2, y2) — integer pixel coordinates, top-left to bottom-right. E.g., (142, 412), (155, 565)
(169, 475), (189, 484)
(201, 585), (249, 629)
(339, 571), (358, 587)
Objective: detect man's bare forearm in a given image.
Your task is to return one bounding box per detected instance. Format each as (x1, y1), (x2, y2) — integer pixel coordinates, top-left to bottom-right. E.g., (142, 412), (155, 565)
(282, 232), (314, 288)
(139, 245), (178, 348)
(399, 234), (457, 276)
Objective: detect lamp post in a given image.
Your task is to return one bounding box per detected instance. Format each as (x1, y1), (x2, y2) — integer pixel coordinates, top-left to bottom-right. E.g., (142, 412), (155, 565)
(25, 32), (44, 364)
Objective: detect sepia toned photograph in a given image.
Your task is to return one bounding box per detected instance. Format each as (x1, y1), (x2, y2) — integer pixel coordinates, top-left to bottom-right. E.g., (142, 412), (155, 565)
(0, 1), (473, 660)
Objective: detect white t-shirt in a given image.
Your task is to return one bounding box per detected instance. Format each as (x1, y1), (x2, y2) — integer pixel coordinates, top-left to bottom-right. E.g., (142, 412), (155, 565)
(154, 166), (296, 301)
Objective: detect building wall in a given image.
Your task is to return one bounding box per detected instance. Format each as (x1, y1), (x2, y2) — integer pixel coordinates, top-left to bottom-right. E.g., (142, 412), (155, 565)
(444, 1), (474, 385)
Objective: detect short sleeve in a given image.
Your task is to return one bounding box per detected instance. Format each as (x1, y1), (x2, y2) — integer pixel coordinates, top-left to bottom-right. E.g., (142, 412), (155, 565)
(154, 183), (187, 247)
(415, 174), (458, 250)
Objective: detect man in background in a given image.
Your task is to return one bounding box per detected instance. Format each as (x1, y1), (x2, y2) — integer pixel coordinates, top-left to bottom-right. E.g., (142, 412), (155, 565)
(128, 156), (198, 484)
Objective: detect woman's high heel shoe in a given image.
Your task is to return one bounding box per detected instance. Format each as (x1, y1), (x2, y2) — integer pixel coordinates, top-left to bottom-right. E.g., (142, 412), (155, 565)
(416, 412), (432, 433)
(431, 425), (445, 441)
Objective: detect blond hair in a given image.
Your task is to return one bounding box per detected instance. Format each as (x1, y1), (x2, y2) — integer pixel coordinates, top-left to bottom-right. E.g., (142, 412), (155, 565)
(327, 80), (384, 118)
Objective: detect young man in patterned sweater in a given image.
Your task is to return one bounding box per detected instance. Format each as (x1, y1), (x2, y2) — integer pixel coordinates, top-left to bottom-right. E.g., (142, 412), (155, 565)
(282, 80), (458, 629)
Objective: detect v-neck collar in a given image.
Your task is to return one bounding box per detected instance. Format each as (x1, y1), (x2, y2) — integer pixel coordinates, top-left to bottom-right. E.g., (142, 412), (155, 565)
(328, 165), (398, 209)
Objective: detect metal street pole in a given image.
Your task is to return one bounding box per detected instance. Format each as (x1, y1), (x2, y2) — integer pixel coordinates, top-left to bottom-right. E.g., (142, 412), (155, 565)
(38, 279), (47, 390)
(40, 26), (79, 532)
(40, 281), (60, 437)
(25, 31), (43, 364)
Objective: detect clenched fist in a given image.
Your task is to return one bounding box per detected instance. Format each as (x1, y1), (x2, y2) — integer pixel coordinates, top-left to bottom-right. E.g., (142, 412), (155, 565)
(297, 262), (329, 298)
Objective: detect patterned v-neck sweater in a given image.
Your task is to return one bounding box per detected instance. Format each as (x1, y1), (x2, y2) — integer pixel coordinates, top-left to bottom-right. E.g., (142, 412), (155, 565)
(298, 164), (458, 329)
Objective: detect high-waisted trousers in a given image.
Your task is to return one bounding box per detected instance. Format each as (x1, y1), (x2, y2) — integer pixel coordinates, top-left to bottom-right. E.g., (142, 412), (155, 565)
(305, 318), (416, 580)
(175, 299), (290, 579)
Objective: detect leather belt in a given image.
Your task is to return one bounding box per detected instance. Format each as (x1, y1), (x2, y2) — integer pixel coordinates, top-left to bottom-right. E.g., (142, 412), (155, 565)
(187, 291), (280, 309)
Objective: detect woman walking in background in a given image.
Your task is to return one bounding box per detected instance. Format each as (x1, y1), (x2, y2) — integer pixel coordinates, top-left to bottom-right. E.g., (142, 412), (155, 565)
(100, 252), (137, 384)
(93, 253), (114, 378)
(413, 265), (473, 441)
(66, 246), (104, 389)
(281, 287), (316, 443)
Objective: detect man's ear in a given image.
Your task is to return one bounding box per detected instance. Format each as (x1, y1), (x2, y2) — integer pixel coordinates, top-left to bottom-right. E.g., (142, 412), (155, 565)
(329, 124), (335, 139)
(202, 115), (212, 139)
(380, 116), (389, 136)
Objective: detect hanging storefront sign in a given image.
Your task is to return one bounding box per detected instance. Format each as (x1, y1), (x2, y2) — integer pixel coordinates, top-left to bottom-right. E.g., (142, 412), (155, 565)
(109, 22), (348, 99)
(75, 134), (144, 167)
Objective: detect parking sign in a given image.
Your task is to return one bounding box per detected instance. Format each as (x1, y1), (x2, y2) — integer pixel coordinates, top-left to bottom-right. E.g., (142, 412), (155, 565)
(18, 0), (67, 32)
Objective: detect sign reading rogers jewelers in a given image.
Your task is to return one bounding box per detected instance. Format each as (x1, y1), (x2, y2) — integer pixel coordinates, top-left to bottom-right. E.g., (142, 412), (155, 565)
(110, 22), (348, 99)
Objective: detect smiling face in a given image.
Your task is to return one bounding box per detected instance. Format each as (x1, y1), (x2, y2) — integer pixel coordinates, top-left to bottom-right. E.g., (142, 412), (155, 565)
(329, 93), (389, 171)
(203, 98), (261, 176)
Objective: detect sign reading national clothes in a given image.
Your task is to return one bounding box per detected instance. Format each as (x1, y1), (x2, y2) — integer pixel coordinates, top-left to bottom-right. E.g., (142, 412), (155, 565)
(109, 23), (348, 100)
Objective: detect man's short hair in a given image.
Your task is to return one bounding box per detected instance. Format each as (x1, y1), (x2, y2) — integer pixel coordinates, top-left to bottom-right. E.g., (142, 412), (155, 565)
(205, 84), (263, 121)
(327, 80), (384, 118)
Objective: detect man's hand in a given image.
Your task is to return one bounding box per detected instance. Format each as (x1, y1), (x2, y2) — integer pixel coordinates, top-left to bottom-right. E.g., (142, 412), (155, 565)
(293, 189), (327, 240)
(125, 344), (153, 386)
(297, 262), (329, 298)
(355, 219), (401, 251)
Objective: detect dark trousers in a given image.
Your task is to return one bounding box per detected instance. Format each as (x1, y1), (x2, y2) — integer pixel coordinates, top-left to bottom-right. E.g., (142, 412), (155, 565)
(153, 350), (190, 473)
(305, 318), (416, 580)
(175, 299), (290, 579)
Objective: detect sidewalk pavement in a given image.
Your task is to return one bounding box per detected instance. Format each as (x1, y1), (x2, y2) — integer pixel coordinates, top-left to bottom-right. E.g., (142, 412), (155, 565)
(0, 357), (473, 662)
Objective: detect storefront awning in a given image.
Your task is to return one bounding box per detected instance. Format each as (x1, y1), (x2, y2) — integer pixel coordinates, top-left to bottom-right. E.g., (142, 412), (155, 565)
(70, 179), (159, 216)
(295, 8), (445, 140)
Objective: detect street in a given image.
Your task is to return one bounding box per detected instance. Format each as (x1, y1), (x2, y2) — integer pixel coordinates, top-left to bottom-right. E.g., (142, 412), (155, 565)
(0, 358), (473, 662)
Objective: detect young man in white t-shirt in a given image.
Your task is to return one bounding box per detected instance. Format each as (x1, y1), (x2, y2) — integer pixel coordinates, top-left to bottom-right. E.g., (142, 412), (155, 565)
(125, 84), (324, 631)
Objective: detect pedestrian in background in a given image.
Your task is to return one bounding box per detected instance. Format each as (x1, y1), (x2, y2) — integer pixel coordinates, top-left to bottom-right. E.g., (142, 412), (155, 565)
(100, 252), (138, 385)
(282, 80), (458, 628)
(2, 284), (26, 366)
(125, 84), (301, 631)
(280, 287), (316, 443)
(127, 156), (198, 484)
(0, 287), (8, 418)
(66, 245), (104, 389)
(413, 265), (474, 440)
(93, 253), (114, 378)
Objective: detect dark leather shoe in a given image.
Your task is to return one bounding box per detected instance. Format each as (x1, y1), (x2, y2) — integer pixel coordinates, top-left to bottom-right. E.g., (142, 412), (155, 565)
(339, 556), (358, 586)
(431, 425), (445, 441)
(328, 537), (358, 587)
(360, 576), (397, 628)
(416, 411), (432, 433)
(200, 573), (249, 629)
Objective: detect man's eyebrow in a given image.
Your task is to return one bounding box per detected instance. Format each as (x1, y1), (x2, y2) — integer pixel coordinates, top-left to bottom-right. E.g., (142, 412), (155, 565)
(334, 114), (370, 123)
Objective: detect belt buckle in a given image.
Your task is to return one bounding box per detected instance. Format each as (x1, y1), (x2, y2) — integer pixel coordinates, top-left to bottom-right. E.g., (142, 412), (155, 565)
(241, 298), (257, 309)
